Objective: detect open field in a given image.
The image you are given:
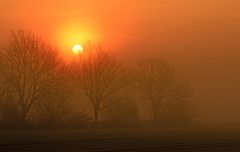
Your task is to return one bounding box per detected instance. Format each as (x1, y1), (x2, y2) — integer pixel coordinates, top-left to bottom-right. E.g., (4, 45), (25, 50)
(1, 128), (240, 151)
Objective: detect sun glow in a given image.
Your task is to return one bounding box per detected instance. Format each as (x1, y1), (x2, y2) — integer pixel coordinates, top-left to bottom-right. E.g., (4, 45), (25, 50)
(72, 44), (83, 55)
(55, 24), (101, 52)
(54, 24), (102, 61)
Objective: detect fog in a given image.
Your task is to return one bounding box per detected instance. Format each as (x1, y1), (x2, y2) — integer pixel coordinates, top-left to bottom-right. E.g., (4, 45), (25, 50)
(2, 1), (240, 152)
(0, 0), (240, 125)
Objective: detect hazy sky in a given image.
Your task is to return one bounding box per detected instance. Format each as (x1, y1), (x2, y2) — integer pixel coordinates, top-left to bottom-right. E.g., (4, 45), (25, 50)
(1, 0), (240, 123)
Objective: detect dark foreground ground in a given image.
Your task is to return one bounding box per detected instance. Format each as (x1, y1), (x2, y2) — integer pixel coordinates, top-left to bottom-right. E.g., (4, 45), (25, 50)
(1, 128), (240, 152)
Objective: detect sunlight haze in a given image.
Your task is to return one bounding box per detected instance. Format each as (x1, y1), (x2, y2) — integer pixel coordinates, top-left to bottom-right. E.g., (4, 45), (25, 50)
(0, 0), (240, 123)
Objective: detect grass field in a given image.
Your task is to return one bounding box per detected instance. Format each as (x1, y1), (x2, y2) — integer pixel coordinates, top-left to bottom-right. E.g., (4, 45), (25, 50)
(1, 128), (240, 151)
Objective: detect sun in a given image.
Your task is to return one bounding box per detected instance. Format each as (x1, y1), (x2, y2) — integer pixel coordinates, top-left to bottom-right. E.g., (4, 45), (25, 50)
(72, 44), (83, 55)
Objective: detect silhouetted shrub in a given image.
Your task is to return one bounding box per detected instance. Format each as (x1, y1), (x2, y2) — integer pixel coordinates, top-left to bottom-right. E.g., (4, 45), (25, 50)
(68, 111), (90, 128)
(102, 96), (139, 122)
(155, 100), (196, 126)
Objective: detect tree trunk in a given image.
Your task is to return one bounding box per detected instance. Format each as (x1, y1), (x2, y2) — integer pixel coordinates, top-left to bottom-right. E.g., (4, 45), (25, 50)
(152, 107), (158, 121)
(93, 105), (99, 123)
(20, 111), (28, 124)
(151, 100), (158, 121)
(20, 105), (30, 124)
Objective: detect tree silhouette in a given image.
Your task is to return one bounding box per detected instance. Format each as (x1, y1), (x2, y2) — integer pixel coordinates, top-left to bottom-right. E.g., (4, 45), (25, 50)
(73, 43), (127, 122)
(133, 58), (193, 121)
(0, 30), (71, 123)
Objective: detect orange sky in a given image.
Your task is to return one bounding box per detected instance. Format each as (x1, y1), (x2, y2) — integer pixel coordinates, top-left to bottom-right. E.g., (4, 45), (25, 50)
(1, 0), (240, 123)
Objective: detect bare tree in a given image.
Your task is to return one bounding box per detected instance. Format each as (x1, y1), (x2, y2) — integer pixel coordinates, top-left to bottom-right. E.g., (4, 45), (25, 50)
(0, 30), (71, 123)
(133, 58), (193, 121)
(73, 43), (127, 122)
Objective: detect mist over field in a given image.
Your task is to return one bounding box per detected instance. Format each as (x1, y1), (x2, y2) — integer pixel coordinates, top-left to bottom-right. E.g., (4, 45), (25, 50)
(0, 0), (240, 151)
(1, 0), (240, 124)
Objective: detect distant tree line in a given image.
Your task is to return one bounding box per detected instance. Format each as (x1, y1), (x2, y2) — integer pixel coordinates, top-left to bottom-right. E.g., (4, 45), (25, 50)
(0, 30), (195, 128)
